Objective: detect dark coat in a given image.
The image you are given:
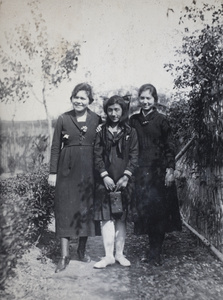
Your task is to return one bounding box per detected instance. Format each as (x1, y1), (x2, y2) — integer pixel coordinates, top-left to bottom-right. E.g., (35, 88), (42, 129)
(50, 108), (101, 238)
(130, 109), (182, 234)
(94, 125), (138, 221)
(130, 109), (175, 169)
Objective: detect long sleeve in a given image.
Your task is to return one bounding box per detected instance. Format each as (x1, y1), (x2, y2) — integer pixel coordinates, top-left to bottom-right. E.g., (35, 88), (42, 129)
(49, 115), (63, 173)
(94, 130), (107, 175)
(94, 126), (139, 179)
(125, 128), (139, 174)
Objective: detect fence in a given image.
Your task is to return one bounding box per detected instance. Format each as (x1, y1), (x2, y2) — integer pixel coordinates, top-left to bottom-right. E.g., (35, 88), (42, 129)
(176, 158), (223, 254)
(1, 119), (223, 256)
(0, 120), (50, 175)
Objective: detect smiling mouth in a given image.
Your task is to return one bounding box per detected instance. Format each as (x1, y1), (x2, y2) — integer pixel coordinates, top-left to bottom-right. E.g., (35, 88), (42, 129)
(110, 117), (119, 122)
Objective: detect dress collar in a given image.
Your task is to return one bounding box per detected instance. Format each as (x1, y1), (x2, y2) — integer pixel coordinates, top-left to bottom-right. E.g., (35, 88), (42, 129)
(138, 107), (157, 125)
(69, 108), (92, 130)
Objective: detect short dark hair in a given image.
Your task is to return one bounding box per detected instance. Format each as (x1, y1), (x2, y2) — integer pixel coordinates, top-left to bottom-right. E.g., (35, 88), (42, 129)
(138, 84), (158, 103)
(70, 83), (94, 104)
(103, 95), (129, 126)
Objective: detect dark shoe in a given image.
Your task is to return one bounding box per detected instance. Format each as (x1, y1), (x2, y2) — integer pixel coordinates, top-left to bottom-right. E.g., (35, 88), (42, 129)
(141, 249), (162, 266)
(140, 253), (149, 263)
(77, 249), (91, 263)
(140, 249), (154, 263)
(55, 256), (70, 273)
(141, 255), (153, 264)
(153, 254), (162, 266)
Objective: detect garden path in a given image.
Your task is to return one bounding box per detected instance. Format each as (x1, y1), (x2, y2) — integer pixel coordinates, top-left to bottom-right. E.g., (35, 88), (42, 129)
(1, 223), (223, 300)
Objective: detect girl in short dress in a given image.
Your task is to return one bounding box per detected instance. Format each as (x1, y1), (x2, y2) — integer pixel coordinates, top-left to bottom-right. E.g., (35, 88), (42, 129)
(94, 95), (138, 269)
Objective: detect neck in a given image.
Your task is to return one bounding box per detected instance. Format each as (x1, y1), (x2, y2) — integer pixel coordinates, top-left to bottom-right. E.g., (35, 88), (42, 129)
(109, 123), (119, 129)
(142, 107), (154, 116)
(108, 124), (122, 135)
(75, 109), (87, 118)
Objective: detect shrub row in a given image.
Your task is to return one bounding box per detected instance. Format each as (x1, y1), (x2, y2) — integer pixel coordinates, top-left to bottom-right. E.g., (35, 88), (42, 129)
(0, 164), (54, 289)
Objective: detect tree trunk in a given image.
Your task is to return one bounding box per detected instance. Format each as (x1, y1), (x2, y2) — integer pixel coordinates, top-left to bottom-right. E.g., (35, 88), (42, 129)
(42, 84), (52, 163)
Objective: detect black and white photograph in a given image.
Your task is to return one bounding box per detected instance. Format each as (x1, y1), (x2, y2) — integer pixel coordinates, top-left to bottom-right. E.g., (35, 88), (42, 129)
(0, 0), (223, 299)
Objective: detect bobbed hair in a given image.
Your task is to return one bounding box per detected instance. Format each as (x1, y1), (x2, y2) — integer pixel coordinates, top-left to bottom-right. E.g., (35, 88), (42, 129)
(138, 83), (158, 103)
(103, 95), (129, 126)
(70, 83), (94, 104)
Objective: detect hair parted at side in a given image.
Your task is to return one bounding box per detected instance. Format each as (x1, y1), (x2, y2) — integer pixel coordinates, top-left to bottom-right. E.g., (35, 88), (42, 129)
(138, 84), (158, 103)
(70, 83), (94, 104)
(103, 95), (129, 126)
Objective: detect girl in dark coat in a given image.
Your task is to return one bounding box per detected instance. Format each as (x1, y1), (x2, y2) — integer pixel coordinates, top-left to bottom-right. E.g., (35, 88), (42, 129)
(48, 83), (101, 273)
(130, 83), (181, 266)
(94, 96), (138, 269)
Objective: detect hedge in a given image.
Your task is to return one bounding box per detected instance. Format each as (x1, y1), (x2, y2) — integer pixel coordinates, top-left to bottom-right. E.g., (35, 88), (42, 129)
(0, 164), (54, 289)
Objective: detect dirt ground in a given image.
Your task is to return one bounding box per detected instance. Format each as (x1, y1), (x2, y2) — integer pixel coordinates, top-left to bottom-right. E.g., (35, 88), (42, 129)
(1, 222), (223, 300)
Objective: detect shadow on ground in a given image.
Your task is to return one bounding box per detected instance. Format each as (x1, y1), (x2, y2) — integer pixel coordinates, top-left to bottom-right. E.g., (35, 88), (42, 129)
(1, 223), (223, 300)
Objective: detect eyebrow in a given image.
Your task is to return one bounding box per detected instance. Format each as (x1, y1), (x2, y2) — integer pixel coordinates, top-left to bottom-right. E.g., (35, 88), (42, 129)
(108, 107), (121, 110)
(73, 96), (86, 99)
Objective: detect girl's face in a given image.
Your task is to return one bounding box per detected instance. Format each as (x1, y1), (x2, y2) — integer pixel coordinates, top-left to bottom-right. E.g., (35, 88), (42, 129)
(138, 89), (154, 111)
(107, 103), (123, 124)
(71, 90), (90, 112)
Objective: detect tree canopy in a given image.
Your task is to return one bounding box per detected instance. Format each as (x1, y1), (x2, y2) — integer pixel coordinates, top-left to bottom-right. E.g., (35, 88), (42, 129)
(0, 0), (80, 141)
(166, 1), (223, 168)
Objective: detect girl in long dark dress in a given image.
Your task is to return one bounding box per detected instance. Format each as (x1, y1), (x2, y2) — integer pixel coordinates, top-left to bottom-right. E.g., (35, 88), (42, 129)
(130, 83), (181, 266)
(48, 83), (101, 273)
(94, 96), (138, 269)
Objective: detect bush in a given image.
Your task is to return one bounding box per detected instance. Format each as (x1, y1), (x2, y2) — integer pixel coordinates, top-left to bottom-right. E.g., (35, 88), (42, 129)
(0, 164), (54, 289)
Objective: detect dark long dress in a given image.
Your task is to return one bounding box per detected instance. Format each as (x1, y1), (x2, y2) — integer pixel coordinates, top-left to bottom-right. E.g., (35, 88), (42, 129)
(130, 108), (182, 237)
(50, 108), (101, 238)
(94, 125), (138, 221)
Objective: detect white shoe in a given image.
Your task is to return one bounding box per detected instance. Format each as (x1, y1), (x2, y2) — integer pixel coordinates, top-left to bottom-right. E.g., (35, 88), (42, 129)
(94, 256), (115, 269)
(115, 255), (131, 267)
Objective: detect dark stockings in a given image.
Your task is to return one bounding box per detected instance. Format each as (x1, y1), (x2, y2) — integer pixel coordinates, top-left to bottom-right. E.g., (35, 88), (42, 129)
(147, 223), (166, 265)
(55, 237), (70, 273)
(77, 236), (91, 262)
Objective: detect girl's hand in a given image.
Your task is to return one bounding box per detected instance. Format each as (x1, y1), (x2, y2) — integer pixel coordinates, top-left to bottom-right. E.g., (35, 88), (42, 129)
(165, 168), (175, 187)
(115, 175), (129, 191)
(96, 124), (103, 133)
(48, 174), (57, 187)
(103, 176), (116, 191)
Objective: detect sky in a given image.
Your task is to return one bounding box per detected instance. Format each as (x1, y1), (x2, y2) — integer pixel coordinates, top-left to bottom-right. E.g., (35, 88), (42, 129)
(0, 0), (217, 121)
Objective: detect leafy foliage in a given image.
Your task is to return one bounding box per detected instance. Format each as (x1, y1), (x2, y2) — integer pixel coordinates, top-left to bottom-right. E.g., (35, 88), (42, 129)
(165, 2), (223, 168)
(0, 0), (80, 103)
(1, 120), (49, 174)
(0, 165), (54, 289)
(0, 0), (80, 142)
(168, 99), (192, 151)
